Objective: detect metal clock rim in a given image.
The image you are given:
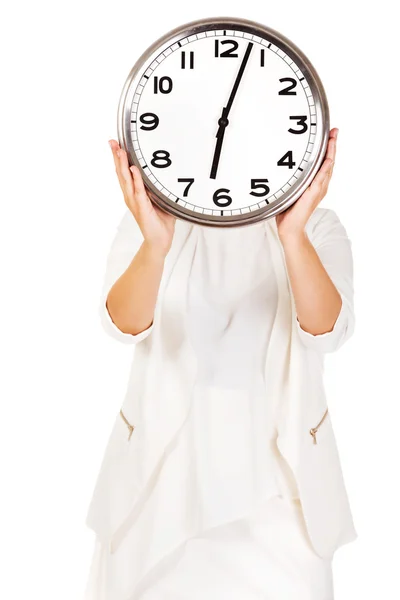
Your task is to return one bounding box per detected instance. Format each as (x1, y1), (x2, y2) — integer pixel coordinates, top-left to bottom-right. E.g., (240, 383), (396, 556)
(117, 16), (330, 228)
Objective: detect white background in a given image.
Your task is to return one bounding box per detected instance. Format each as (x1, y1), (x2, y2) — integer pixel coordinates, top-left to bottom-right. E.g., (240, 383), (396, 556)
(1, 1), (398, 598)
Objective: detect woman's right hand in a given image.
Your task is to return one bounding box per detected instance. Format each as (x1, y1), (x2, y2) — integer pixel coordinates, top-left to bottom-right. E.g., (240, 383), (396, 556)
(109, 139), (177, 258)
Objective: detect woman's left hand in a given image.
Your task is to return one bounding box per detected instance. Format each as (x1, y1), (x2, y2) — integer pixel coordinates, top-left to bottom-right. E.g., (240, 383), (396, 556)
(275, 127), (338, 241)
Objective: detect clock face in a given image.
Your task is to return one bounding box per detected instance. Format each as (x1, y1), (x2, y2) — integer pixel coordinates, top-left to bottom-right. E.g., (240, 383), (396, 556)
(119, 21), (328, 225)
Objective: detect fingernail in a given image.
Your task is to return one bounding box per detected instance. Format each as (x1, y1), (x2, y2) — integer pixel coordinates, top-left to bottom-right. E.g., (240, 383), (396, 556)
(108, 140), (113, 149)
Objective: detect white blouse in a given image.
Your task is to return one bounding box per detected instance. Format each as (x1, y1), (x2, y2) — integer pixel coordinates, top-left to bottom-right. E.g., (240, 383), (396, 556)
(187, 220), (277, 391)
(183, 221), (299, 530)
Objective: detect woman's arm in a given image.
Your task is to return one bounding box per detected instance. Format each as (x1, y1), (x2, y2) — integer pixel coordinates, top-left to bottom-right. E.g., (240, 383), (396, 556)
(106, 238), (166, 336)
(276, 128), (355, 353)
(101, 140), (176, 340)
(281, 229), (342, 337)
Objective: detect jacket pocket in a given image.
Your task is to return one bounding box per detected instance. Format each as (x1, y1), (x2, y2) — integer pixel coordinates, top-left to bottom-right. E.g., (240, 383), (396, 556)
(309, 407), (329, 445)
(119, 408), (135, 441)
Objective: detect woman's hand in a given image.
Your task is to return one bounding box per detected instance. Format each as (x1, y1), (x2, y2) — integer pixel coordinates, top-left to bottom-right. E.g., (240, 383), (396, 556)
(109, 139), (177, 258)
(275, 128), (338, 242)
(275, 127), (345, 339)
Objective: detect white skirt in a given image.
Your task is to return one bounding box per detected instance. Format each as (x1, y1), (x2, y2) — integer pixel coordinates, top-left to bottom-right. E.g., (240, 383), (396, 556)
(84, 383), (334, 600)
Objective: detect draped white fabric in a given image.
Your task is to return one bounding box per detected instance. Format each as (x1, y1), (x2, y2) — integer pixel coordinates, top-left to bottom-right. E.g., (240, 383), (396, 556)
(84, 497), (334, 600)
(84, 208), (356, 600)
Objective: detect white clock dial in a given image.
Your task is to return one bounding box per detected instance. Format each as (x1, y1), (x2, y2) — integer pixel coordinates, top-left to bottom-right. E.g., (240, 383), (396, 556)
(131, 31), (315, 217)
(118, 19), (329, 226)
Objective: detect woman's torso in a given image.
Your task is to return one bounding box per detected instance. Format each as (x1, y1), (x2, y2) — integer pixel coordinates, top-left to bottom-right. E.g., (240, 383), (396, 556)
(187, 220), (277, 392)
(185, 220), (298, 524)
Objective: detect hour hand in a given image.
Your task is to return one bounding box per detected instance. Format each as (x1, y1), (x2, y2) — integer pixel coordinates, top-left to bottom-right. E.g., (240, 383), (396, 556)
(210, 107), (229, 179)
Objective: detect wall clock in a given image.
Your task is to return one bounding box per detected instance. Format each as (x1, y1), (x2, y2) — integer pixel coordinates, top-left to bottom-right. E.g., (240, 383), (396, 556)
(117, 16), (330, 227)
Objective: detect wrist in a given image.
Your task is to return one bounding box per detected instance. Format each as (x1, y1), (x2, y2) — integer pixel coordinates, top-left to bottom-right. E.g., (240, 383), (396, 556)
(279, 229), (309, 250)
(142, 240), (168, 263)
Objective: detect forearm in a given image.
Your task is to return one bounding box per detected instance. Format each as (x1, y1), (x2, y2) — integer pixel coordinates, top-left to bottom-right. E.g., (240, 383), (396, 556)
(106, 240), (166, 335)
(281, 231), (342, 336)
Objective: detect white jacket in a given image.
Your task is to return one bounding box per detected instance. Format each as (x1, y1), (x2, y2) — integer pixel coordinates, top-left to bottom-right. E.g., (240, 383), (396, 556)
(85, 206), (357, 575)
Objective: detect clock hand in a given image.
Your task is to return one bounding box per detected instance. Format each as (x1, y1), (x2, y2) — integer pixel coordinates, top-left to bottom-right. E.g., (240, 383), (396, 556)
(210, 42), (254, 180)
(210, 107), (228, 179)
(224, 42), (254, 120)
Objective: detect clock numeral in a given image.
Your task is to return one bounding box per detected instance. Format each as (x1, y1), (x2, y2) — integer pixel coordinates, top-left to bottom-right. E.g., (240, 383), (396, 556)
(250, 179), (270, 198)
(177, 178), (195, 196)
(288, 116), (308, 134)
(181, 51), (194, 69)
(151, 150), (172, 168)
(279, 78), (297, 95)
(277, 151), (296, 169)
(139, 112), (159, 131)
(153, 76), (173, 94)
(213, 188), (232, 207)
(214, 39), (239, 58)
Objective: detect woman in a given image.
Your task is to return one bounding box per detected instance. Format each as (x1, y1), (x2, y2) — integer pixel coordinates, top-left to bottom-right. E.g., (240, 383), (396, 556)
(84, 127), (357, 600)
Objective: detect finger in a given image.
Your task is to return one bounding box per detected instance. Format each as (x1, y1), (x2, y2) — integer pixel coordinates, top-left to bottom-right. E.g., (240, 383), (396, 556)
(297, 139), (336, 206)
(109, 140), (136, 206)
(325, 128), (338, 163)
(318, 159), (335, 197)
(117, 147), (135, 197)
(326, 138), (336, 163)
(322, 162), (334, 190)
(312, 157), (334, 188)
(130, 165), (152, 210)
(109, 139), (122, 173)
(300, 159), (333, 207)
(109, 139), (126, 189)
(330, 127), (339, 140)
(326, 155), (335, 180)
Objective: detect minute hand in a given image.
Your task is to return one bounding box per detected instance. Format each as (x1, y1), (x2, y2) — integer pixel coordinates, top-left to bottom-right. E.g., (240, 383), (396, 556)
(224, 42), (254, 120)
(210, 42), (254, 180)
